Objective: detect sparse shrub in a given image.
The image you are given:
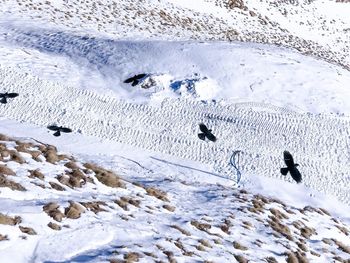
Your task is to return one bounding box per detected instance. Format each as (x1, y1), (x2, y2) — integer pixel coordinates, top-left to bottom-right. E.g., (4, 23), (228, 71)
(0, 213), (22, 225)
(65, 201), (85, 219)
(84, 162), (125, 188)
(268, 218), (293, 241)
(300, 226), (316, 239)
(124, 252), (141, 262)
(0, 134), (10, 141)
(145, 187), (169, 202)
(333, 239), (350, 254)
(49, 181), (65, 191)
(28, 169), (45, 180)
(170, 225), (191, 236)
(0, 234), (8, 241)
(0, 174), (26, 191)
(163, 204), (175, 212)
(191, 220), (211, 231)
(43, 202), (65, 222)
(265, 257), (278, 263)
(19, 226), (37, 235)
(80, 201), (107, 214)
(0, 164), (15, 175)
(234, 254), (248, 263)
(47, 222), (61, 230)
(9, 150), (25, 164)
(233, 241), (248, 251)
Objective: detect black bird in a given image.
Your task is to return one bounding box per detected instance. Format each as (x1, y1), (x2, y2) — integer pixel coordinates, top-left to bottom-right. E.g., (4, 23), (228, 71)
(47, 125), (72, 137)
(198, 123), (217, 142)
(124, 74), (147, 86)
(0, 92), (19, 104)
(281, 150), (302, 183)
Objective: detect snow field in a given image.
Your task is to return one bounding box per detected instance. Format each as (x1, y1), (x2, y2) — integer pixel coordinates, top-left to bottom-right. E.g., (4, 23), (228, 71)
(0, 66), (349, 204)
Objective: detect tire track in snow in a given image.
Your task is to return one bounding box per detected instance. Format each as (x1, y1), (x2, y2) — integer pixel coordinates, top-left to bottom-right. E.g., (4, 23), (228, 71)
(0, 66), (349, 203)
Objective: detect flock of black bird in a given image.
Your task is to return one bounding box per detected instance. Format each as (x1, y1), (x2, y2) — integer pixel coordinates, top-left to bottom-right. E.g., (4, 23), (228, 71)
(197, 123), (302, 183)
(1, 85), (302, 184)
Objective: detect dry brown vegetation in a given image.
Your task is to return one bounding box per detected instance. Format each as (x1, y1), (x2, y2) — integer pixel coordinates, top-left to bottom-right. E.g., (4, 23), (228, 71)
(65, 201), (85, 219)
(145, 187), (169, 202)
(123, 252), (141, 262)
(0, 213), (22, 225)
(234, 254), (248, 263)
(8, 150), (26, 164)
(49, 181), (66, 191)
(233, 241), (248, 251)
(170, 224), (191, 236)
(0, 134), (10, 141)
(265, 257), (278, 263)
(299, 225), (316, 239)
(84, 162), (125, 188)
(19, 226), (37, 235)
(268, 217), (293, 241)
(64, 161), (80, 170)
(0, 234), (8, 241)
(162, 204), (175, 212)
(80, 201), (107, 214)
(0, 164), (15, 175)
(28, 169), (45, 180)
(57, 169), (87, 189)
(43, 202), (65, 222)
(285, 251), (309, 263)
(333, 239), (350, 254)
(191, 220), (211, 232)
(0, 174), (26, 191)
(270, 208), (289, 220)
(48, 221), (61, 230)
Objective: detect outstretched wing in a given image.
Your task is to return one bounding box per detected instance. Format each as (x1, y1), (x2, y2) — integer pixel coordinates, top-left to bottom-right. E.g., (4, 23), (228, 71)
(206, 132), (217, 142)
(131, 80), (139, 86)
(199, 123), (208, 133)
(290, 167), (302, 183)
(47, 125), (60, 131)
(283, 150), (295, 168)
(7, 93), (19, 98)
(124, 76), (137, 83)
(60, 127), (72, 133)
(198, 133), (206, 140)
(134, 73), (146, 80)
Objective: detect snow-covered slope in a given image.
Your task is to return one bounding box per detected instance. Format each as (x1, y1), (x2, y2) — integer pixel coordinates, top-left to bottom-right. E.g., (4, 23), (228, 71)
(1, 0), (349, 69)
(0, 0), (350, 262)
(0, 133), (349, 263)
(1, 66), (350, 204)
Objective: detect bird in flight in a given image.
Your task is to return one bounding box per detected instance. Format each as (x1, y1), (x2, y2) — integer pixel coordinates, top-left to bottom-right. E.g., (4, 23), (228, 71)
(0, 92), (19, 104)
(280, 150), (302, 183)
(47, 125), (72, 137)
(198, 123), (217, 142)
(124, 74), (147, 86)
